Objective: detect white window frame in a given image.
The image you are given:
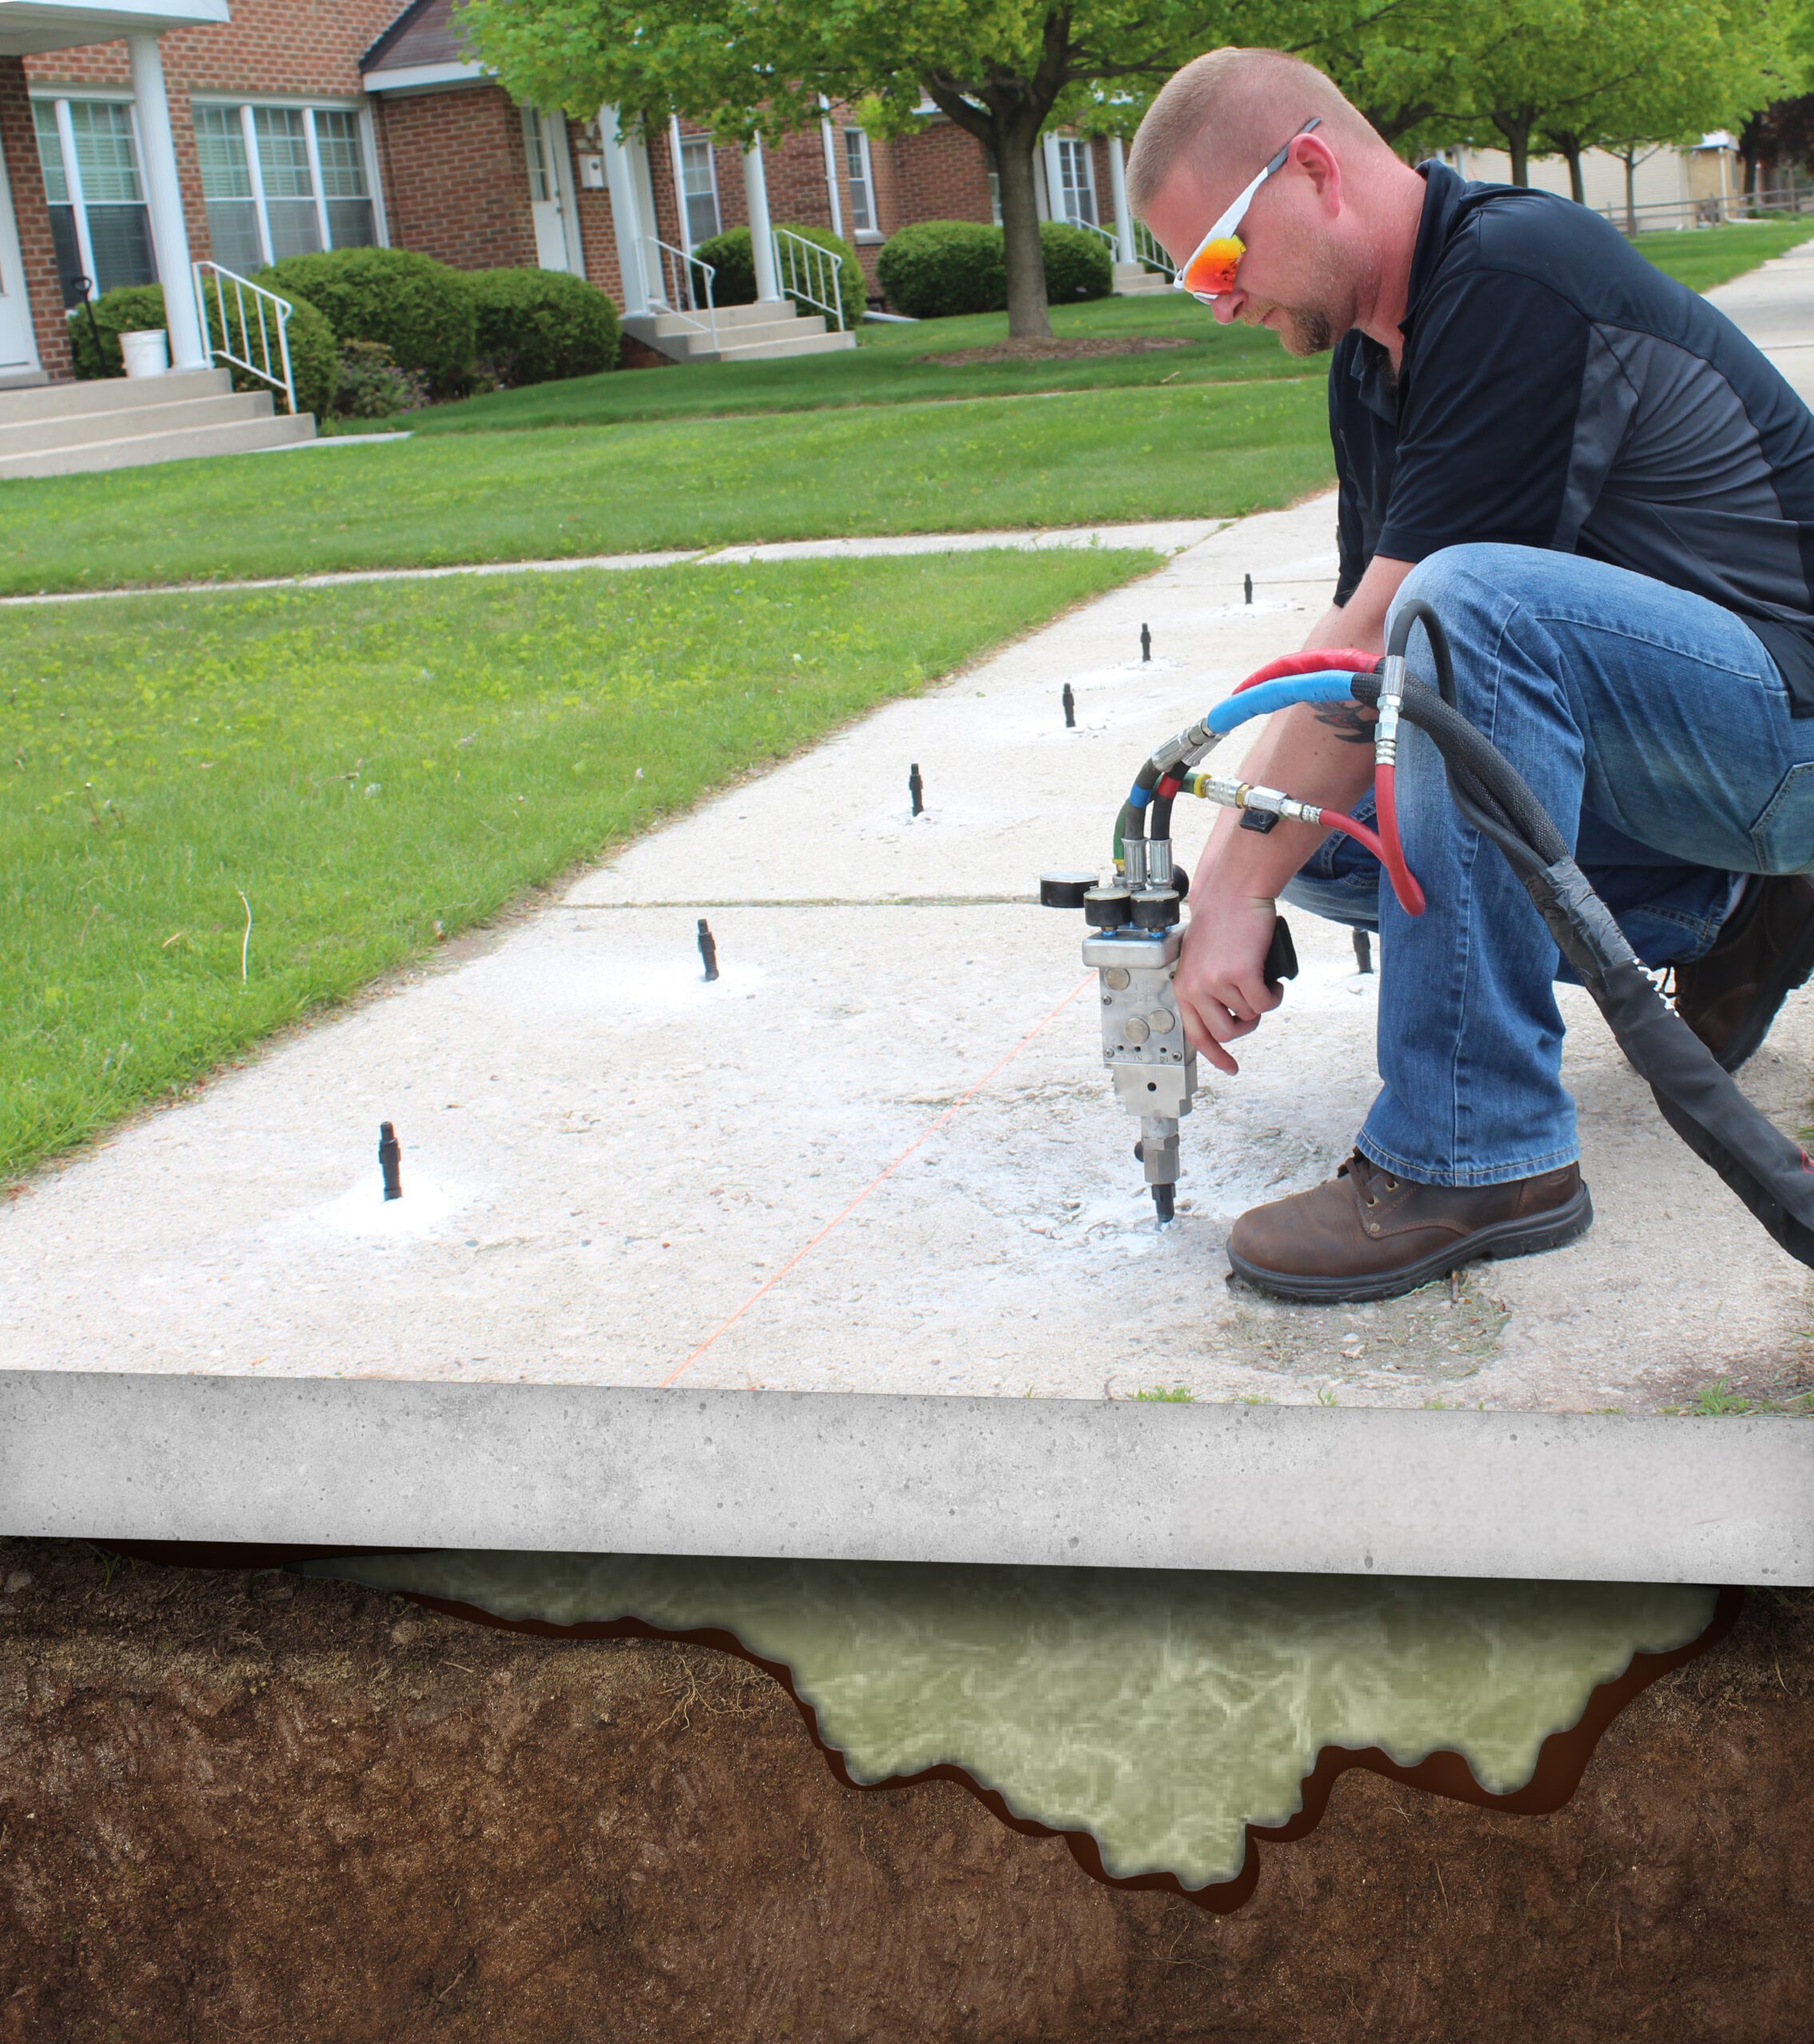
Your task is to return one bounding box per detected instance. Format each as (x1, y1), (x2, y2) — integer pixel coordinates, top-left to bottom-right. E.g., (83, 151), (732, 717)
(31, 89), (153, 295)
(189, 95), (389, 266)
(1054, 135), (1098, 226)
(843, 125), (879, 240)
(668, 118), (721, 252)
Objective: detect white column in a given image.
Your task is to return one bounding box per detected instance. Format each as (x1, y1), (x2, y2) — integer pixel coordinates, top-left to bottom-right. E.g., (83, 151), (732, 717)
(127, 33), (206, 370)
(1107, 135), (1135, 263)
(743, 137), (782, 301)
(667, 114), (691, 248)
(819, 114), (844, 240)
(1041, 133), (1065, 221)
(598, 107), (650, 315)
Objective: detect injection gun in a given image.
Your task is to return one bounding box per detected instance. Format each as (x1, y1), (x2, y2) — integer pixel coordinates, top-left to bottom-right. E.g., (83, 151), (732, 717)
(1040, 864), (1296, 1222)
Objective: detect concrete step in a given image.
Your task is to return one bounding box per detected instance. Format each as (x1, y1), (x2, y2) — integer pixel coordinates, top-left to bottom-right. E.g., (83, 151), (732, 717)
(0, 388), (273, 458)
(0, 406), (315, 480)
(0, 367), (234, 423)
(1113, 261), (1173, 295)
(641, 302), (817, 343)
(688, 330), (857, 364)
(646, 299), (813, 338)
(663, 314), (831, 359)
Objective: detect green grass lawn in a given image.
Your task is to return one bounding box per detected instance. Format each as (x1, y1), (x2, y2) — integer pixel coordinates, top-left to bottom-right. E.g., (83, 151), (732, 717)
(1632, 218), (1814, 294)
(0, 378), (1330, 594)
(402, 218), (1814, 438)
(410, 291), (1307, 434)
(0, 545), (1152, 1180)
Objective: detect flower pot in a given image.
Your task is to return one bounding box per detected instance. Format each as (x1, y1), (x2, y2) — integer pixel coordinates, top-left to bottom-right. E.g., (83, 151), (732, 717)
(121, 327), (169, 378)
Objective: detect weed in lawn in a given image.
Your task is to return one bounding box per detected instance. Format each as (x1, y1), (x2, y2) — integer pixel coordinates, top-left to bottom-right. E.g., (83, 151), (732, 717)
(0, 547), (1150, 1179)
(1133, 1386), (1195, 1402)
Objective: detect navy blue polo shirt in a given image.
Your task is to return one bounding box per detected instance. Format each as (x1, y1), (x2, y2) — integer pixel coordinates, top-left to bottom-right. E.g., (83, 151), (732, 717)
(1331, 161), (1814, 711)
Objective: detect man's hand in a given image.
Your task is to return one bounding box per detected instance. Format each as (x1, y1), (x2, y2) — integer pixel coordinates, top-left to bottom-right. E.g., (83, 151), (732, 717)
(1174, 886), (1286, 1076)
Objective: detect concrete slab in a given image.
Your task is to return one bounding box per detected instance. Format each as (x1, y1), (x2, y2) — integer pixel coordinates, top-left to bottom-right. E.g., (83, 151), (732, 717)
(4, 1373), (1808, 1586)
(6, 261), (1814, 1575)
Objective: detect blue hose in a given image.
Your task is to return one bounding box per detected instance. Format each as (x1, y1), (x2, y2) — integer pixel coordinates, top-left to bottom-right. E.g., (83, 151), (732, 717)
(1123, 671), (1361, 806)
(1203, 671), (1359, 731)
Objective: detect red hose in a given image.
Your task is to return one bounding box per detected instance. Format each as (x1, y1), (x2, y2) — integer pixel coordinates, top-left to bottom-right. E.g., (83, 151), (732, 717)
(1371, 762), (1427, 917)
(1232, 648), (1377, 693)
(1318, 808), (1389, 863)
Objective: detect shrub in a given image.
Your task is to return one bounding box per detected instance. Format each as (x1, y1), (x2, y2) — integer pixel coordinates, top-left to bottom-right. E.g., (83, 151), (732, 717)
(466, 267), (620, 385)
(1040, 220), (1113, 303)
(69, 279), (337, 419)
(876, 220), (1006, 319)
(875, 217), (1117, 319)
(691, 224), (869, 331)
(335, 339), (429, 418)
(256, 247), (476, 393)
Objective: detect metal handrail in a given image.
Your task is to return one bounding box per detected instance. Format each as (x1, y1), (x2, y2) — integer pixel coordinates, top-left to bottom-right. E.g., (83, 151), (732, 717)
(773, 227), (846, 332)
(192, 261), (297, 414)
(1594, 186), (1814, 234)
(1132, 220), (1177, 279)
(642, 235), (719, 350)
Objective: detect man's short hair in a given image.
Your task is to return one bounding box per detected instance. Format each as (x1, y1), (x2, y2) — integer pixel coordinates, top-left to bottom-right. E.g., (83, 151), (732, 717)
(1127, 48), (1378, 216)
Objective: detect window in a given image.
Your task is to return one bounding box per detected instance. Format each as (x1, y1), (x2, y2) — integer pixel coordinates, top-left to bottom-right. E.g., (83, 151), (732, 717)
(988, 169), (1001, 226)
(33, 98), (155, 303)
(1055, 137), (1097, 226)
(522, 107), (552, 202)
(843, 128), (876, 234)
(193, 102), (378, 271)
(678, 137), (719, 248)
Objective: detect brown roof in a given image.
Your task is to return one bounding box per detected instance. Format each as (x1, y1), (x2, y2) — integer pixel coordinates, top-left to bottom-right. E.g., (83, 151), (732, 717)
(362, 0), (473, 75)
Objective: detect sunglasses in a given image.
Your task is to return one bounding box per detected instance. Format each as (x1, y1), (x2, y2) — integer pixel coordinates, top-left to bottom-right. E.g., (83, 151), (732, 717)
(1173, 117), (1321, 303)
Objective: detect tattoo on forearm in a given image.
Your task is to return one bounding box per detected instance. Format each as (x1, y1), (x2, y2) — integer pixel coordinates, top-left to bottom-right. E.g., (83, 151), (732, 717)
(1311, 702), (1376, 746)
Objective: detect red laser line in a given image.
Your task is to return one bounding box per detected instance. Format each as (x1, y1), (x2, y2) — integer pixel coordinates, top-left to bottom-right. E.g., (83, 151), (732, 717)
(659, 975), (1095, 1388)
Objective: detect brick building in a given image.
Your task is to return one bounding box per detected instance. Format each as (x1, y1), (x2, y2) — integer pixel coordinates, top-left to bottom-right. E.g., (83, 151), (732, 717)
(0, 0), (1135, 391)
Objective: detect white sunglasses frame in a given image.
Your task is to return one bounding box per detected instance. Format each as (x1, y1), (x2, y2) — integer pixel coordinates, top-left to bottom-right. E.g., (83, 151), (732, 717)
(1171, 117), (1323, 303)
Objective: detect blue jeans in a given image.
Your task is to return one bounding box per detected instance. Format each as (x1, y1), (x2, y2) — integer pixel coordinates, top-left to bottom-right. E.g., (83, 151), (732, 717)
(1280, 544), (1814, 1186)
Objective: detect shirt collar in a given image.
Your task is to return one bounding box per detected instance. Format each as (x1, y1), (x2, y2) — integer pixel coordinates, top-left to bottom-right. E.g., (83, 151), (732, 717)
(1347, 159), (1469, 421)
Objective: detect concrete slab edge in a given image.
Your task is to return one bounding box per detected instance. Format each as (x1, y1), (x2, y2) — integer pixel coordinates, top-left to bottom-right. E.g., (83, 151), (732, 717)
(3, 1372), (1808, 1586)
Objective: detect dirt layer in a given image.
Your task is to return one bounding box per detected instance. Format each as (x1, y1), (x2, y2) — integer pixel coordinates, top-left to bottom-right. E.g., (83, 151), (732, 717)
(1, 1541), (1810, 2044)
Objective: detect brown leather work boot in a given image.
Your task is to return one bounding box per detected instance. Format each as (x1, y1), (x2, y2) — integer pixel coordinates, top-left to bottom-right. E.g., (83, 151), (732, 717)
(1671, 874), (1814, 1072)
(1227, 1151), (1592, 1304)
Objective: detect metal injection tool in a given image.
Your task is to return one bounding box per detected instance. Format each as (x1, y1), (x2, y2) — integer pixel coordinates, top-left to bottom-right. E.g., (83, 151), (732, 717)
(1040, 865), (1294, 1222)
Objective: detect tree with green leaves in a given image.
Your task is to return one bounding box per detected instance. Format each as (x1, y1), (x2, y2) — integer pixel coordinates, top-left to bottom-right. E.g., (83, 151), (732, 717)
(455, 0), (1412, 340)
(1537, 0), (1782, 206)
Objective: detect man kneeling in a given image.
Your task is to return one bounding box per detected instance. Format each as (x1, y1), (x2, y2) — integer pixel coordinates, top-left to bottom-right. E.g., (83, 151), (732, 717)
(1127, 49), (1814, 1302)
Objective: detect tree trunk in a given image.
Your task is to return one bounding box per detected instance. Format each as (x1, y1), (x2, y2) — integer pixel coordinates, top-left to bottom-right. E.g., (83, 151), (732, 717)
(1623, 151), (1638, 236)
(993, 117), (1052, 341)
(1494, 110), (1533, 187)
(1561, 137), (1585, 205)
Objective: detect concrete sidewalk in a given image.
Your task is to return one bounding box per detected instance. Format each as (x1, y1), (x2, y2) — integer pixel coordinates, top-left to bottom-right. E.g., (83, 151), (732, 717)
(1705, 231), (1814, 406)
(7, 493), (1807, 1414)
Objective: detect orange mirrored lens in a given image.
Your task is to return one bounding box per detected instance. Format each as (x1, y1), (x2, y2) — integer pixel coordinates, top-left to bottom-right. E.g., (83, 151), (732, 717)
(1182, 234), (1245, 299)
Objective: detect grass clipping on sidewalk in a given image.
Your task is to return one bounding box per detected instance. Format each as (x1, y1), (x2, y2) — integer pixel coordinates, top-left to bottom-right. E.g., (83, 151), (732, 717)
(1, 547), (1151, 1180)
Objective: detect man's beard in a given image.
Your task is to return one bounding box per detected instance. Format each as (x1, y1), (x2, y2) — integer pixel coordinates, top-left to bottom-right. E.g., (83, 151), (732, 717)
(1273, 306), (1335, 356)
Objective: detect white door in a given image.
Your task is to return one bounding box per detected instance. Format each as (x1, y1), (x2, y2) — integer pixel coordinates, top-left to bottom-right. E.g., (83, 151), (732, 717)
(0, 125), (42, 374)
(523, 109), (573, 271)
